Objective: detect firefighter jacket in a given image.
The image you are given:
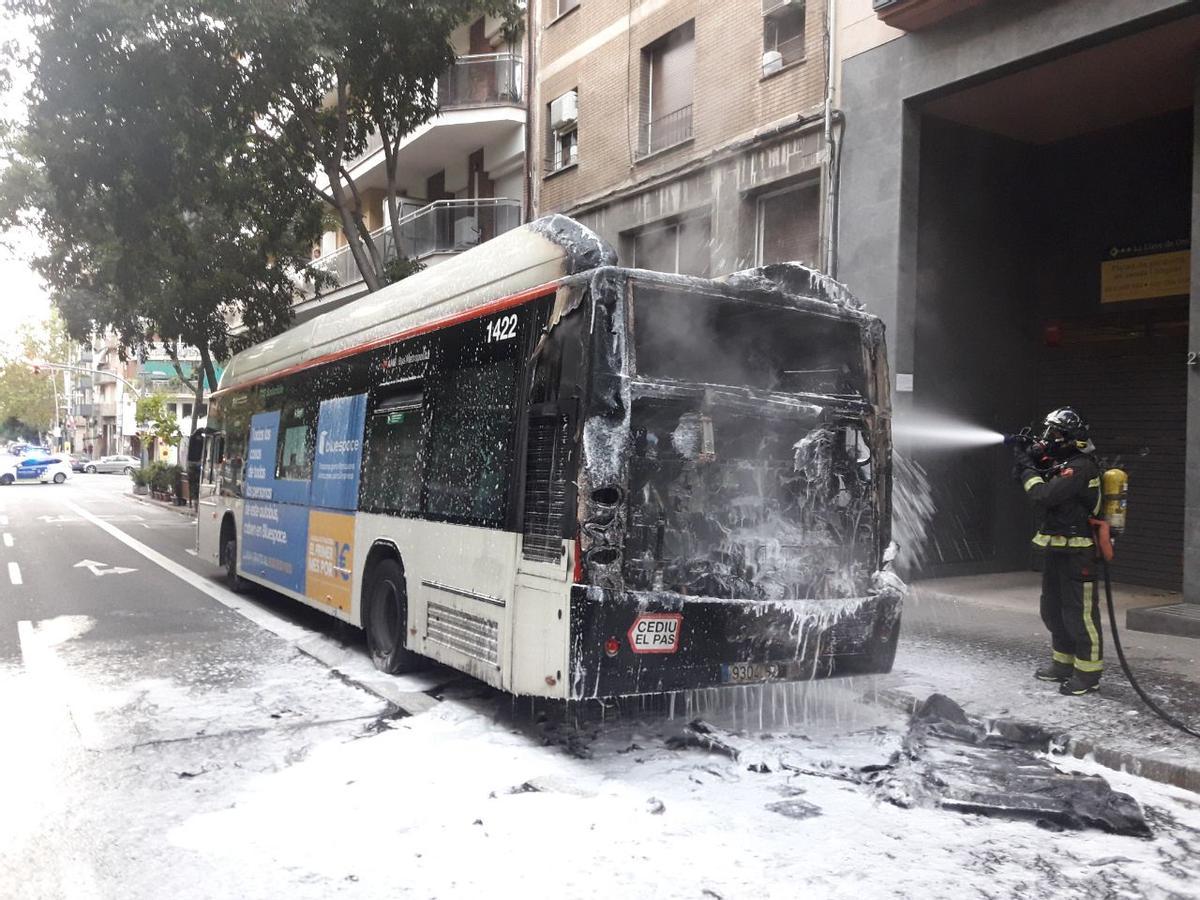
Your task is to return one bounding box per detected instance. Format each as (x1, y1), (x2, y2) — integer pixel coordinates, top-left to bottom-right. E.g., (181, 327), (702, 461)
(1021, 453), (1102, 550)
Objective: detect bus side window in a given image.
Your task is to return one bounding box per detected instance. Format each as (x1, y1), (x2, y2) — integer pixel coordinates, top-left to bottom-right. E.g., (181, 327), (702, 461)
(275, 402), (315, 481)
(424, 325), (520, 527)
(361, 387), (425, 515)
(204, 433), (224, 484)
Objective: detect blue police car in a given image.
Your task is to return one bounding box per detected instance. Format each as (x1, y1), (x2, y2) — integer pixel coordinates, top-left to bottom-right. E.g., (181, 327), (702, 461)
(0, 455), (72, 485)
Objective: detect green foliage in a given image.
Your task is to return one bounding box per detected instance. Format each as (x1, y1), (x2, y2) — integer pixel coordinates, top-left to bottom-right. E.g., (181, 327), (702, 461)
(142, 461), (181, 493)
(233, 0), (522, 291)
(1, 0), (327, 372)
(135, 393), (182, 448)
(382, 255), (426, 286)
(0, 314), (70, 434)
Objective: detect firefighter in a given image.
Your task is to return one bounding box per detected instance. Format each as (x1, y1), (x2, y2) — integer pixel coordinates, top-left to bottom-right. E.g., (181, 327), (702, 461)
(1014, 407), (1104, 696)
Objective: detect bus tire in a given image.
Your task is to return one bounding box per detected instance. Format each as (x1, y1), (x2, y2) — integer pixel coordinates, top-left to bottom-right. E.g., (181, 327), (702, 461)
(224, 536), (250, 594)
(363, 558), (422, 675)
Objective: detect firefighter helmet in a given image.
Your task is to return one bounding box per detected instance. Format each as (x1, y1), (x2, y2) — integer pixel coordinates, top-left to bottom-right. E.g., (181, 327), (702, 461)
(1041, 407), (1088, 453)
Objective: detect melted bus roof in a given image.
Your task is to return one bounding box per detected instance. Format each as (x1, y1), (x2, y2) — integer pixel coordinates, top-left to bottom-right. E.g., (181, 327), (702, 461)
(217, 215), (615, 394)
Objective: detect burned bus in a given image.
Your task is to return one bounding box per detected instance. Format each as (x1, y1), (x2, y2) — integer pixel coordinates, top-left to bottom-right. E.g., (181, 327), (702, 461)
(194, 215), (901, 699)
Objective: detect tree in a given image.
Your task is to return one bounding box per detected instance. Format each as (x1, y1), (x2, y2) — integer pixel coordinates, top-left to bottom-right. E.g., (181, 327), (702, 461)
(135, 393), (182, 450)
(0, 0), (327, 398)
(238, 0), (521, 292)
(0, 315), (70, 437)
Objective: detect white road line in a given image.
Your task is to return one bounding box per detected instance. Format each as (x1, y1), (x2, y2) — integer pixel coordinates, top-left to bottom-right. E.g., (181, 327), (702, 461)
(62, 499), (431, 712)
(3, 532), (12, 547)
(8, 562), (22, 585)
(184, 548), (198, 556)
(62, 499), (309, 641)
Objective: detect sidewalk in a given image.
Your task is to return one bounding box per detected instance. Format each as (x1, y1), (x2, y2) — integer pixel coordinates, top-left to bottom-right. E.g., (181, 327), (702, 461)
(881, 572), (1200, 792)
(127, 489), (197, 519)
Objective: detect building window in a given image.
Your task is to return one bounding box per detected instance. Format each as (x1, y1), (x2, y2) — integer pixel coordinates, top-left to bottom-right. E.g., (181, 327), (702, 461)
(757, 182), (821, 267)
(630, 216), (711, 276)
(763, 3), (806, 70)
(638, 22), (694, 158)
(554, 0), (580, 18)
(546, 90), (579, 173)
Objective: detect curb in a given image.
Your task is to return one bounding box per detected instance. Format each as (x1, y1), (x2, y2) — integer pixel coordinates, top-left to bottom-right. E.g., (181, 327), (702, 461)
(874, 686), (1200, 795)
(126, 491), (197, 520)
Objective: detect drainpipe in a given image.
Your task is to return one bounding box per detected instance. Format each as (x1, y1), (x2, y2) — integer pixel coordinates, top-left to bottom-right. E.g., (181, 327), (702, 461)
(822, 0), (838, 276)
(523, 3), (535, 220)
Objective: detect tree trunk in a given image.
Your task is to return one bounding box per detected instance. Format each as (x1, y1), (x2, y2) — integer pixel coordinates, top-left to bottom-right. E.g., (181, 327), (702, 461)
(329, 173), (382, 293)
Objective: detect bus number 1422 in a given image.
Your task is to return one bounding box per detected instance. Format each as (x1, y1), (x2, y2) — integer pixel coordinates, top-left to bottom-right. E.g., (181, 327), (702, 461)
(486, 314), (518, 343)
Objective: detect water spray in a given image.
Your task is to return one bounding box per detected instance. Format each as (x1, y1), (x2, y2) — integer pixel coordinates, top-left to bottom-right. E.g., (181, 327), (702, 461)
(892, 412), (1005, 449)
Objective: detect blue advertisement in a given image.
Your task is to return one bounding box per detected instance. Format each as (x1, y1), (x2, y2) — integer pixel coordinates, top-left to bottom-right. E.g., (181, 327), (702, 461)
(244, 411), (280, 501)
(311, 393), (367, 511)
(240, 500), (309, 594)
(244, 410), (309, 505)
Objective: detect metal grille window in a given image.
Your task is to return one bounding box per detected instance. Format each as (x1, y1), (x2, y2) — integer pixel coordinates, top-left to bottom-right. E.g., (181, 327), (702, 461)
(763, 4), (806, 69)
(522, 413), (571, 562)
(638, 22), (695, 158)
(756, 182), (820, 267)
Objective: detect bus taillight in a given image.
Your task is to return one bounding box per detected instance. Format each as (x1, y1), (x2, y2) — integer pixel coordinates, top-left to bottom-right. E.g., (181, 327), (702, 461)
(573, 533), (583, 584)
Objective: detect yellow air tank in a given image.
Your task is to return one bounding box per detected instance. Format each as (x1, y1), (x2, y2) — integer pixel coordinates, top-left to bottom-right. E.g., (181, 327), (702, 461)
(1102, 468), (1128, 533)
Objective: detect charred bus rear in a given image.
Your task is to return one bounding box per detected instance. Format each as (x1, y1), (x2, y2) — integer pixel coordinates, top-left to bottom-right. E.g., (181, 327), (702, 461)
(566, 266), (901, 698)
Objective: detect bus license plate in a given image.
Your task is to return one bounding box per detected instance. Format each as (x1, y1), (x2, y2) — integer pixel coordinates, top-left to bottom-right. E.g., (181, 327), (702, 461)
(722, 662), (781, 684)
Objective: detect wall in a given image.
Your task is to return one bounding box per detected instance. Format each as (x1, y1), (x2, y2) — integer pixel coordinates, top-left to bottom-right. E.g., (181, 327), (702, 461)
(536, 0), (827, 216)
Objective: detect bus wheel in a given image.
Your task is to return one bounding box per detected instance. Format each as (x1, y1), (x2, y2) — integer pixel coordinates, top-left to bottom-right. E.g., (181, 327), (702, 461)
(224, 536), (250, 594)
(364, 558), (422, 675)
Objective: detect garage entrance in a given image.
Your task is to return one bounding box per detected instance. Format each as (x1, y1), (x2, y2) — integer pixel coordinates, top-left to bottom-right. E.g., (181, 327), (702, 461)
(909, 16), (1200, 589)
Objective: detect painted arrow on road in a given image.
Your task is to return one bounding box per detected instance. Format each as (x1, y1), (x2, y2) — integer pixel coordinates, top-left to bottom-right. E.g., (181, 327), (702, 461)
(74, 559), (138, 576)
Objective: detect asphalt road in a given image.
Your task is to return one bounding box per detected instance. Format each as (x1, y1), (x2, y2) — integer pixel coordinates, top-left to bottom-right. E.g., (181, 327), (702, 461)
(1, 475), (1198, 899)
(0, 473), (390, 899)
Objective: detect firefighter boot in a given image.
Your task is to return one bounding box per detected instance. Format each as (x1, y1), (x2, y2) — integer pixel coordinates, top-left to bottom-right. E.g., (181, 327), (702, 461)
(1059, 668), (1101, 696)
(1034, 659), (1074, 683)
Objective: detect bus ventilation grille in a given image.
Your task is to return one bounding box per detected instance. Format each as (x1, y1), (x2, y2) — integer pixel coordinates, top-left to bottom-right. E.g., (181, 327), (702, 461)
(522, 413), (571, 563)
(427, 602), (500, 666)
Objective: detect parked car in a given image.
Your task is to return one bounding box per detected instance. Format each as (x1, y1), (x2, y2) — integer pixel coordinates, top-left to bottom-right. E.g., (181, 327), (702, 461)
(69, 454), (92, 472)
(84, 454), (140, 475)
(0, 455), (72, 485)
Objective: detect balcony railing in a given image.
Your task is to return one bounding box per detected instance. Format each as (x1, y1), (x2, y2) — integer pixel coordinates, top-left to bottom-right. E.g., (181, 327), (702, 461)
(637, 105), (693, 159)
(310, 198), (523, 291)
(438, 52), (523, 109)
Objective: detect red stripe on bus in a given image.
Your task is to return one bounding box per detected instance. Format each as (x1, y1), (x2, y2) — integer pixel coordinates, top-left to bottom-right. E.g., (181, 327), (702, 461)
(212, 279), (563, 398)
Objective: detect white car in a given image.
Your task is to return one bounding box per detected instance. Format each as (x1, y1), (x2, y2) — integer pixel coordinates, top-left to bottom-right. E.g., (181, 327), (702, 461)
(0, 455), (72, 485)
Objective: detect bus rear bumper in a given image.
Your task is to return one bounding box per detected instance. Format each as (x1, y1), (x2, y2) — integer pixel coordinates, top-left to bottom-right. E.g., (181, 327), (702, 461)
(568, 582), (904, 700)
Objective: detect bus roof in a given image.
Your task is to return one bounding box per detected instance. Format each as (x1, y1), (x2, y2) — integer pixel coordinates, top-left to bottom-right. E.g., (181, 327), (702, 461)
(216, 215), (615, 395)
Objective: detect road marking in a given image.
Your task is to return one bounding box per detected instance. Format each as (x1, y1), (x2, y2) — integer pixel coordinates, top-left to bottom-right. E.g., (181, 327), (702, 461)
(18, 618), (104, 750)
(61, 499), (428, 714)
(3, 533), (11, 547)
(73, 559), (137, 577)
(8, 562), (22, 585)
(62, 499), (310, 641)
(184, 548), (198, 556)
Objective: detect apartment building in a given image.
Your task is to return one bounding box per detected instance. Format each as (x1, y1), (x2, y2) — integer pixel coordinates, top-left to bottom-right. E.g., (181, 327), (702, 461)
(835, 0), (1200, 626)
(532, 0), (830, 277)
(304, 12), (529, 318)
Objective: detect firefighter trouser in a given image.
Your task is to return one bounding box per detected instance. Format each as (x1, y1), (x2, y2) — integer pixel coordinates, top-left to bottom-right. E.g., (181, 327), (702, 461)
(1040, 550), (1103, 674)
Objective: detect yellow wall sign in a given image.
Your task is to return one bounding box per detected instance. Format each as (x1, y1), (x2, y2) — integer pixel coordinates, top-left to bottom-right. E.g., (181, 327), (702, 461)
(1101, 246), (1190, 303)
(305, 510), (355, 612)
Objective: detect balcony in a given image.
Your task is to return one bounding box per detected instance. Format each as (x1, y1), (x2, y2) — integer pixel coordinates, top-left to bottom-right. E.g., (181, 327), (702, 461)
(311, 198), (523, 291)
(97, 402), (119, 419)
(637, 105), (693, 159)
(339, 53), (524, 176)
(438, 53), (523, 109)
(872, 0), (986, 31)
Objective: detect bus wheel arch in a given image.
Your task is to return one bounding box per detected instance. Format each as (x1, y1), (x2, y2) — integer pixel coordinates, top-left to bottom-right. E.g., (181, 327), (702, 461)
(361, 543), (424, 675)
